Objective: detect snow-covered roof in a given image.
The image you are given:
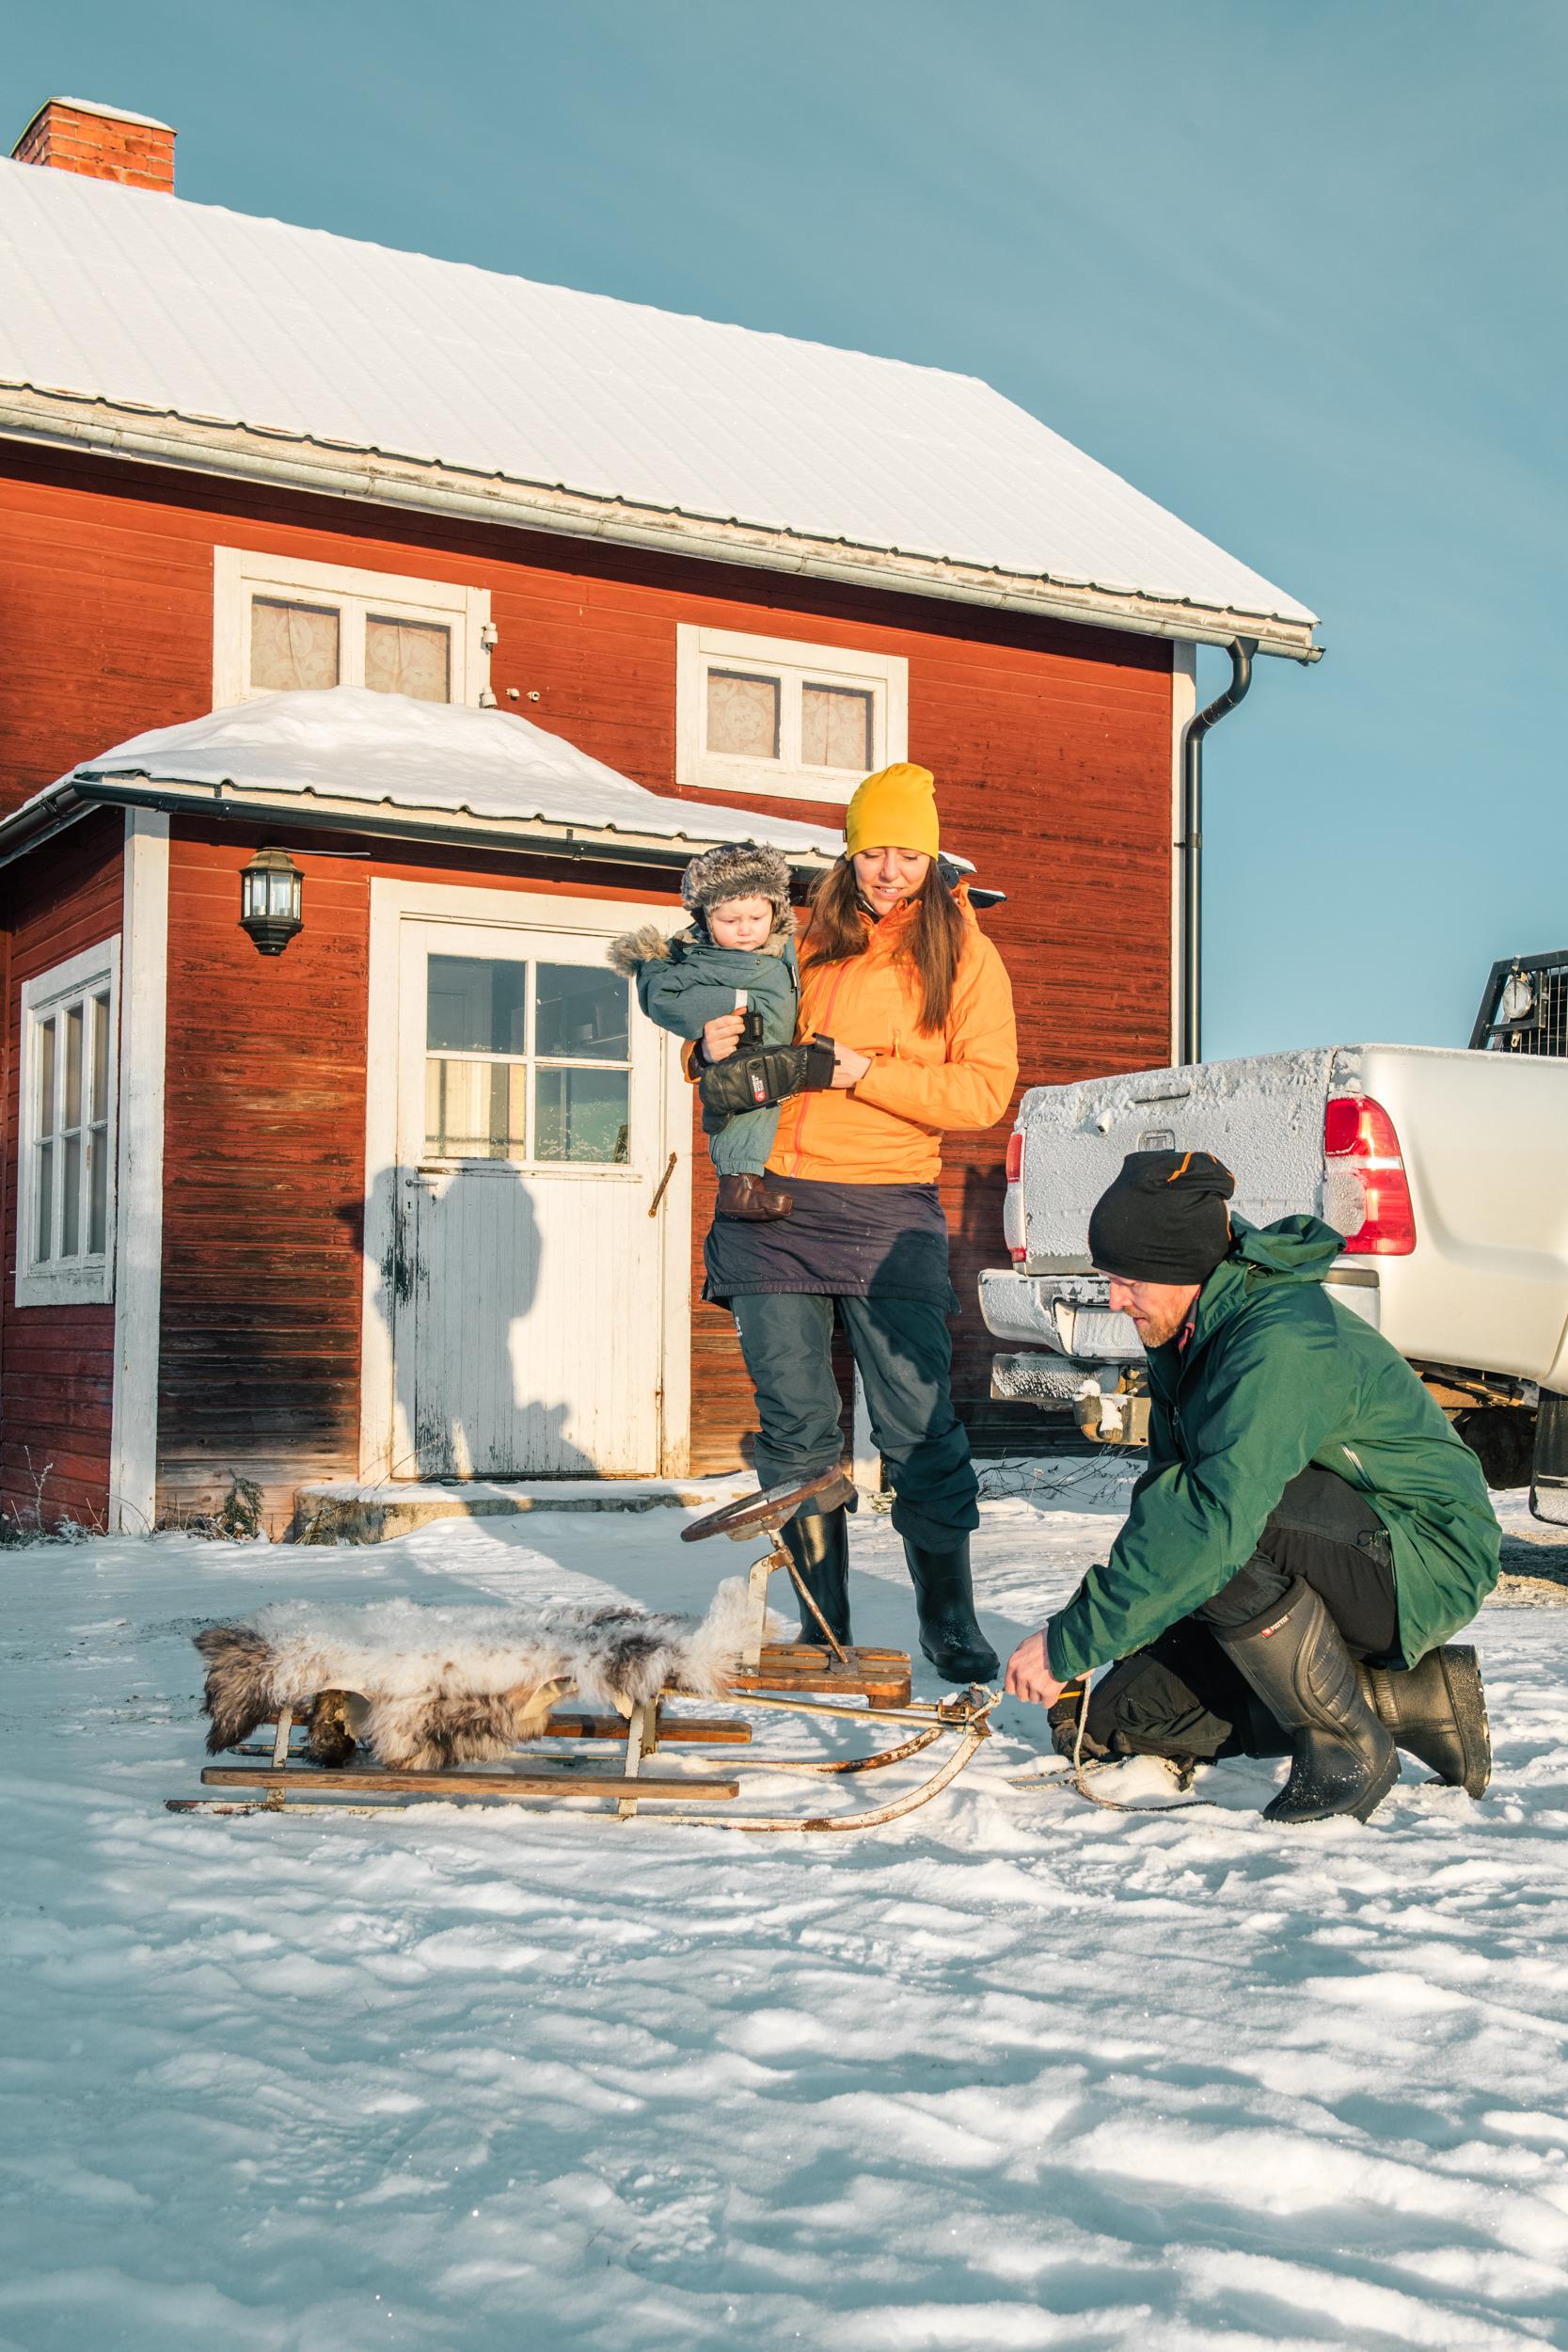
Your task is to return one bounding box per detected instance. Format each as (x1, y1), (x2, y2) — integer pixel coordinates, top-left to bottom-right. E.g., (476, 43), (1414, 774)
(0, 157), (1319, 656)
(31, 686), (843, 863)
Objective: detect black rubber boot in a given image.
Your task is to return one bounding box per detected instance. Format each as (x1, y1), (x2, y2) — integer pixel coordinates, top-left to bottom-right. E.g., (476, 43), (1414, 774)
(1215, 1578), (1399, 1824)
(1360, 1645), (1491, 1797)
(781, 1504), (852, 1648)
(902, 1537), (1000, 1684)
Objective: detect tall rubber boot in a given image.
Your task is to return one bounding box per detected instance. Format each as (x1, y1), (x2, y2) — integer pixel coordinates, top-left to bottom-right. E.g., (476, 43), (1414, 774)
(1215, 1578), (1399, 1824)
(1360, 1646), (1491, 1797)
(902, 1537), (1000, 1684)
(781, 1504), (852, 1649)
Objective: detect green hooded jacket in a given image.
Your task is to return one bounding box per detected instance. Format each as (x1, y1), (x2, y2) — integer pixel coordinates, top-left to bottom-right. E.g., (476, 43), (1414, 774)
(1045, 1215), (1501, 1681)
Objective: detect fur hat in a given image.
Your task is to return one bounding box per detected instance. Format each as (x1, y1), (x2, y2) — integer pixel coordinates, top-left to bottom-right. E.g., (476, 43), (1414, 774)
(680, 841), (792, 921)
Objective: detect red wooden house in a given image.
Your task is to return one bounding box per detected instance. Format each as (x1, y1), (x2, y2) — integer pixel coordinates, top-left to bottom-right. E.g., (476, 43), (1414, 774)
(0, 98), (1319, 1534)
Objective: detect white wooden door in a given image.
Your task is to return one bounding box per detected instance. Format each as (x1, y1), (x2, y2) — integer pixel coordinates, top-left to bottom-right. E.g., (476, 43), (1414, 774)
(393, 912), (672, 1477)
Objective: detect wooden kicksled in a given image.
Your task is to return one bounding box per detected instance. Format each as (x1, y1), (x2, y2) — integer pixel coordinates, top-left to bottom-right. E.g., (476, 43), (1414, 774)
(167, 1469), (995, 1834)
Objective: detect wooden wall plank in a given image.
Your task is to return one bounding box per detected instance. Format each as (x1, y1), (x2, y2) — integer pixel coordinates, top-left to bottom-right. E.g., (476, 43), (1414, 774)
(1, 445), (1174, 1515)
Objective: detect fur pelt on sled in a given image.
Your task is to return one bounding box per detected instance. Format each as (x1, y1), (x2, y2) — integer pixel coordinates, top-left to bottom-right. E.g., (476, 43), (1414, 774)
(194, 1580), (768, 1771)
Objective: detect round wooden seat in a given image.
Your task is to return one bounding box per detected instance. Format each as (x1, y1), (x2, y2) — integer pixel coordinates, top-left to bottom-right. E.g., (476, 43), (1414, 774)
(681, 1466), (856, 1544)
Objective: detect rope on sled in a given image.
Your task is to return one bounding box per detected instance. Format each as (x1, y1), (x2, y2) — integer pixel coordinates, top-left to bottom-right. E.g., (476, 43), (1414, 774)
(1053, 1671), (1226, 1815)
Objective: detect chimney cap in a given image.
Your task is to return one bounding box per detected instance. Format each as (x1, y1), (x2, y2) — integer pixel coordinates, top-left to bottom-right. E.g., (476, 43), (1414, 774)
(13, 95), (176, 147)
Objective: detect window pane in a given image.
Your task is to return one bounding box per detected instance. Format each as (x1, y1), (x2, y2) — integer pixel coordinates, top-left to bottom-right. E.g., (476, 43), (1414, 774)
(535, 965), (629, 1061)
(36, 1139), (53, 1261)
(90, 993), (111, 1120)
(534, 1068), (629, 1165)
(706, 669), (779, 759)
(37, 1016), (56, 1142)
(61, 1135), (81, 1256)
(424, 1057), (526, 1159)
(427, 955), (529, 1054)
(801, 683), (874, 771)
(250, 598), (341, 691)
(63, 1003), (84, 1129)
(366, 616), (451, 703)
(88, 1128), (109, 1255)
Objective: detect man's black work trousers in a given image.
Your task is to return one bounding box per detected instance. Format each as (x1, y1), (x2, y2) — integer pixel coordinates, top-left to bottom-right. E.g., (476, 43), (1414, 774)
(1084, 1465), (1400, 1762)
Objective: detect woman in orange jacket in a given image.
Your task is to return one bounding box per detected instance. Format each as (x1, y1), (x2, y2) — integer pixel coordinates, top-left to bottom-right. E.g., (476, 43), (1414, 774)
(698, 762), (1019, 1681)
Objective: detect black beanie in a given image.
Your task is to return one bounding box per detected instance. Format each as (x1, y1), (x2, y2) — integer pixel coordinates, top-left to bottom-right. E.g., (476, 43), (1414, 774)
(1087, 1150), (1236, 1284)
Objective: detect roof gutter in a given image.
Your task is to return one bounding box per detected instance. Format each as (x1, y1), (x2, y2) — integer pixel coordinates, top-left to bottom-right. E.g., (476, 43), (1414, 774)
(1179, 637), (1255, 1065)
(13, 773), (839, 875)
(0, 389), (1323, 665)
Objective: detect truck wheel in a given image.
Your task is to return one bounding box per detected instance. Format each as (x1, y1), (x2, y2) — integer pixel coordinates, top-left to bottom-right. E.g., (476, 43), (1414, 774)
(1453, 1406), (1536, 1490)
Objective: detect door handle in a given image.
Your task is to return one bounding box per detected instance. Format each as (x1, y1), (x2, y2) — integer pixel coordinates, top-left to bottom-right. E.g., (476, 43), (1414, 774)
(647, 1152), (678, 1218)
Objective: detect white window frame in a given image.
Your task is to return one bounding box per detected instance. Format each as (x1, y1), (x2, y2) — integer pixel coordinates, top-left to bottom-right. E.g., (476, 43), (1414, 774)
(214, 548), (494, 708)
(675, 624), (908, 803)
(16, 937), (121, 1308)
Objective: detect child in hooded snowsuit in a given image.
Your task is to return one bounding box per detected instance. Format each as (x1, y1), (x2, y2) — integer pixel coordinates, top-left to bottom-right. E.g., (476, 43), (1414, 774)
(608, 844), (799, 1179)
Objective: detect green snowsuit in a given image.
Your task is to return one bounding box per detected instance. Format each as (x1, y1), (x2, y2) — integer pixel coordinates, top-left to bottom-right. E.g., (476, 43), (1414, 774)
(1045, 1215), (1501, 1681)
(630, 927), (800, 1176)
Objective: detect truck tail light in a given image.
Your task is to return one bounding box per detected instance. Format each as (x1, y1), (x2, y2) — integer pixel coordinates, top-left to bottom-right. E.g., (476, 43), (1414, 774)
(1005, 1128), (1026, 1262)
(1324, 1094), (1417, 1255)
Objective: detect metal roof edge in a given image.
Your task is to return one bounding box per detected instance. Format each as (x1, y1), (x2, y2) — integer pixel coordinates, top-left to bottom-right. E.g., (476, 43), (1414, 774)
(0, 388), (1323, 663)
(53, 773), (840, 871)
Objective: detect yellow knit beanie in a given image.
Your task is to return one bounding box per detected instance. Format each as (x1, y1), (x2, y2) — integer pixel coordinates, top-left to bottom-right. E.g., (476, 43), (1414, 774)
(844, 762), (941, 859)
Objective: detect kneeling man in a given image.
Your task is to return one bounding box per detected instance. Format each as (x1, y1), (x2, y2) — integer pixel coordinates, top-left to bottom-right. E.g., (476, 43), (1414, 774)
(1006, 1150), (1499, 1822)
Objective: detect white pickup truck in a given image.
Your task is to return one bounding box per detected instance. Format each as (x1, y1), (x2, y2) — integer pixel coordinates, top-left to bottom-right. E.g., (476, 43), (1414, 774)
(979, 1043), (1568, 1519)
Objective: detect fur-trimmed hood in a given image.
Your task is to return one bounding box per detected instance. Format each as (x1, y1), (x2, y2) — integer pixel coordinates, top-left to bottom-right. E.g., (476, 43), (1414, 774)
(607, 922), (673, 977)
(608, 917), (793, 977)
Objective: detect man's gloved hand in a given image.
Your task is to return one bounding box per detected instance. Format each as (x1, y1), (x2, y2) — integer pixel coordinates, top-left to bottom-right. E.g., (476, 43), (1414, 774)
(698, 1034), (836, 1118)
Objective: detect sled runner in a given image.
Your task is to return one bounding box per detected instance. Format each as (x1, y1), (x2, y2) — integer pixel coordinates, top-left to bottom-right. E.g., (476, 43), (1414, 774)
(167, 1468), (995, 1833)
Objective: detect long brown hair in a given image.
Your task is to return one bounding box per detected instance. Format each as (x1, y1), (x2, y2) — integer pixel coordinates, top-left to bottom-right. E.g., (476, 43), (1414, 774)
(804, 858), (968, 1036)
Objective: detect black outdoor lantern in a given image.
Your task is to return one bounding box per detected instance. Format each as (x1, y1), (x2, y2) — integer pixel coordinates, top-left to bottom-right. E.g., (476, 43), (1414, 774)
(239, 847), (304, 956)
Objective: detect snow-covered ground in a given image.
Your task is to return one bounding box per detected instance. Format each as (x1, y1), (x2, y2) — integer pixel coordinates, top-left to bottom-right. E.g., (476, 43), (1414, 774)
(5, 1463), (1568, 2352)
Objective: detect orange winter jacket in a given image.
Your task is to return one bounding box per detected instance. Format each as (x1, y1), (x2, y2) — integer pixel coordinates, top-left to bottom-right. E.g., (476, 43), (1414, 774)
(766, 889), (1019, 1184)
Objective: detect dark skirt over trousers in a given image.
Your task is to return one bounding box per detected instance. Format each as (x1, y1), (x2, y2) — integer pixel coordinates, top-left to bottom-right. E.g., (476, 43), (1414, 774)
(731, 1290), (978, 1549)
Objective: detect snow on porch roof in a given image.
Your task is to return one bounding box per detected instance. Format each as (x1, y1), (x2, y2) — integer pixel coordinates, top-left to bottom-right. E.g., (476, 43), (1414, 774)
(54, 687), (846, 863)
(0, 158), (1319, 653)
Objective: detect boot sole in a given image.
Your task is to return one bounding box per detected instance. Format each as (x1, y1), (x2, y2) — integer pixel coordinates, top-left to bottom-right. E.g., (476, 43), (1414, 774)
(1263, 1745), (1400, 1827)
(1436, 1645), (1492, 1799)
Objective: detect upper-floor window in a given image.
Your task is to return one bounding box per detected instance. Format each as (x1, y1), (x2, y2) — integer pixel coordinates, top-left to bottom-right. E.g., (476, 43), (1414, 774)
(214, 549), (494, 708)
(675, 625), (908, 803)
(17, 940), (120, 1309)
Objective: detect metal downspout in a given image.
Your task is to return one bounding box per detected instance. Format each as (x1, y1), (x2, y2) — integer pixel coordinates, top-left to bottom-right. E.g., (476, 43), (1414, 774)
(1180, 636), (1257, 1065)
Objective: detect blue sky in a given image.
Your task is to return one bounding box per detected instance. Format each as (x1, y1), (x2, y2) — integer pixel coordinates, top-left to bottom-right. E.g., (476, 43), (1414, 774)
(8, 2), (1564, 1057)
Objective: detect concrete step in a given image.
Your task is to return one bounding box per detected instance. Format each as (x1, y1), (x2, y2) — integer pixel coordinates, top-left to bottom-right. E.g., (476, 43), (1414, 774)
(292, 1473), (753, 1546)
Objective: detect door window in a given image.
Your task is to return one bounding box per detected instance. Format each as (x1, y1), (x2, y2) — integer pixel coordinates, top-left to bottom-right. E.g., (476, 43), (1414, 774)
(423, 953), (630, 1165)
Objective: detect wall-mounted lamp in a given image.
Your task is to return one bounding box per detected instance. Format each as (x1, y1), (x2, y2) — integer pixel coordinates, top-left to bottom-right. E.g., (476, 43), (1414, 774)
(239, 847), (303, 956)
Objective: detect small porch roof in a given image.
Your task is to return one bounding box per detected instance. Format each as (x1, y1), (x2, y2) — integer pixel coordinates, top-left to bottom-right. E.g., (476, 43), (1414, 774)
(2, 686), (847, 869)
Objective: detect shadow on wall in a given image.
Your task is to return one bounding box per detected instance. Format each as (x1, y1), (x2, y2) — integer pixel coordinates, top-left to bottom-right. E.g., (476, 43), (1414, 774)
(357, 1164), (596, 1483)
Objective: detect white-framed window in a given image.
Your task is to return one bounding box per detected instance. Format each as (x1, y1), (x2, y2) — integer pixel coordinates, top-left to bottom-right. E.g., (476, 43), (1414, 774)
(214, 548), (494, 708)
(674, 625), (908, 803)
(16, 939), (120, 1308)
(424, 952), (633, 1168)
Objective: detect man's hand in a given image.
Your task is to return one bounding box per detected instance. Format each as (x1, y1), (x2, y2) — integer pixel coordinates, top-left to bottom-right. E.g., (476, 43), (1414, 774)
(1005, 1630), (1066, 1710)
(831, 1042), (871, 1089)
(702, 1012), (745, 1062)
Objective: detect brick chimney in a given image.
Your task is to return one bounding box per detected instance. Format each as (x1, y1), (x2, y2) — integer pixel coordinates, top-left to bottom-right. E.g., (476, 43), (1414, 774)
(10, 97), (175, 193)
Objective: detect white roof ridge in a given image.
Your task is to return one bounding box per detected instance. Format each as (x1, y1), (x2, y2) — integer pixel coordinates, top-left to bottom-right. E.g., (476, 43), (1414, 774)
(0, 154), (983, 396)
(0, 155), (1320, 637)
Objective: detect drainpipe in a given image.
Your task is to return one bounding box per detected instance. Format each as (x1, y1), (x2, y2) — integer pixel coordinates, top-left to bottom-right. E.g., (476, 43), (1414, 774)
(1180, 637), (1257, 1065)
